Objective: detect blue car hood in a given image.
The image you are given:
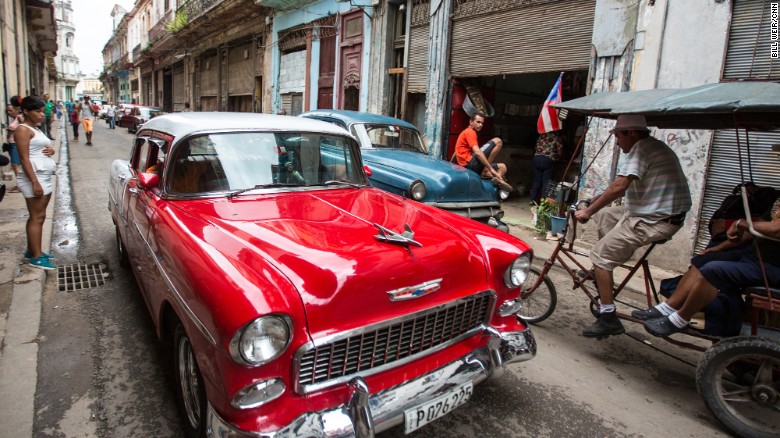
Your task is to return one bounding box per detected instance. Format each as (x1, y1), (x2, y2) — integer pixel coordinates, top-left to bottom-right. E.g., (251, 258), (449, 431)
(361, 149), (497, 203)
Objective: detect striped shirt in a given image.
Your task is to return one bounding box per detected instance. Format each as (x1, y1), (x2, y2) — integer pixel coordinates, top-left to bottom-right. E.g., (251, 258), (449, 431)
(619, 137), (691, 220)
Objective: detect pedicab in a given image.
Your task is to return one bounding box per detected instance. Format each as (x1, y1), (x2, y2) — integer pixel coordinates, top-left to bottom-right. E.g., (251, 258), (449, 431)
(520, 82), (780, 438)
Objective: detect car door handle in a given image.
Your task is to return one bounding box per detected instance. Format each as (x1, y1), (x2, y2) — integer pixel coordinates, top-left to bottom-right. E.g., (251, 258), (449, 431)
(119, 175), (127, 183)
(129, 187), (138, 194)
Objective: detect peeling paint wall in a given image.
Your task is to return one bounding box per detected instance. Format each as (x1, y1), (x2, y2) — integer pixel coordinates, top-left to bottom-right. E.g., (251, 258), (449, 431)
(270, 0), (374, 114)
(581, 0), (731, 272)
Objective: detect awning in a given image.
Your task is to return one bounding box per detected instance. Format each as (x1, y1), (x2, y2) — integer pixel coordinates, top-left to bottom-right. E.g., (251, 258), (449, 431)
(553, 82), (780, 130)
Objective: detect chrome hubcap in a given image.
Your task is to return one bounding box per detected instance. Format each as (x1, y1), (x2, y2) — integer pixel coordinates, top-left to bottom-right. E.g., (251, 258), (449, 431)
(178, 336), (201, 429)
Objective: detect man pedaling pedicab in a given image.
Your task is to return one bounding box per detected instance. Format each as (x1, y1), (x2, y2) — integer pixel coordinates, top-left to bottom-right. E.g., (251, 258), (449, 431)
(573, 115), (692, 338)
(633, 194), (780, 337)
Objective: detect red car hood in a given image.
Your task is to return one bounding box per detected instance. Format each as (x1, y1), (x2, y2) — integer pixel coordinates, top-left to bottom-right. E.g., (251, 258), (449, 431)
(184, 188), (490, 338)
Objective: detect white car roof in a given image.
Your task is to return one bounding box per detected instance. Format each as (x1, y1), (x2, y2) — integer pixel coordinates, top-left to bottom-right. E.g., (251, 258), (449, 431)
(140, 112), (352, 140)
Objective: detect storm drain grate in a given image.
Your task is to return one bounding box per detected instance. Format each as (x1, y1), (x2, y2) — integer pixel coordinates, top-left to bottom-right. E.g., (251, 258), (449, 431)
(58, 263), (109, 292)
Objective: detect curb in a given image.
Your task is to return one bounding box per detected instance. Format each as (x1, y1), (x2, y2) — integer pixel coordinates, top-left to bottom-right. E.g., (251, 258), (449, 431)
(0, 122), (61, 437)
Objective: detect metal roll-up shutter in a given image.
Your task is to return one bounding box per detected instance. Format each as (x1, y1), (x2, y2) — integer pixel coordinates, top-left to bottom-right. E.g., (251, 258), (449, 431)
(172, 62), (186, 111)
(407, 0), (430, 93)
(199, 52), (219, 96)
(228, 41), (254, 96)
(723, 0), (779, 80)
(694, 129), (780, 253)
(450, 0), (596, 77)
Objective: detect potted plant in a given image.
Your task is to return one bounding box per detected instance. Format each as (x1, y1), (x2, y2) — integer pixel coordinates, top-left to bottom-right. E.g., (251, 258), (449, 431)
(533, 198), (558, 235)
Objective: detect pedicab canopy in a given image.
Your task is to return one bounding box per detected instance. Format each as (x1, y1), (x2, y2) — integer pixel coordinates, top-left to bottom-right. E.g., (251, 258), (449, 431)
(552, 82), (780, 130)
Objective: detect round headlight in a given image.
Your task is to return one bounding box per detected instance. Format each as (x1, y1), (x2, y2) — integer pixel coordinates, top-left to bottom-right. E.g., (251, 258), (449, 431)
(230, 315), (291, 366)
(410, 180), (426, 201)
(504, 254), (531, 288)
(498, 190), (510, 200)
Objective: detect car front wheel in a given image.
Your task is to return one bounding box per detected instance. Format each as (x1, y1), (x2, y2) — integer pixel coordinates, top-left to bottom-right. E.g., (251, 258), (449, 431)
(173, 323), (207, 438)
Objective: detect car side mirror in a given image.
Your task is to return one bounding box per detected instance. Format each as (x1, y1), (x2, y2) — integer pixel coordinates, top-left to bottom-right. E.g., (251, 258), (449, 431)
(363, 165), (372, 177)
(137, 172), (160, 189)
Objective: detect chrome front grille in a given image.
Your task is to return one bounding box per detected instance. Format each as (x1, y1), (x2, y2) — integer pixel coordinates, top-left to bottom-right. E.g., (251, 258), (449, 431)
(296, 293), (493, 393)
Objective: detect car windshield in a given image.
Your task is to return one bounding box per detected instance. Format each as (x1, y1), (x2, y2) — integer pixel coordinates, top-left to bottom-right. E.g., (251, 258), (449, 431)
(168, 131), (366, 194)
(138, 108), (158, 118)
(361, 124), (426, 153)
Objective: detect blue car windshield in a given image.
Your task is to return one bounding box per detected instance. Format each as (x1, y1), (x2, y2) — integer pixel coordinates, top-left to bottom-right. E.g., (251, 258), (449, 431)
(362, 124), (426, 153)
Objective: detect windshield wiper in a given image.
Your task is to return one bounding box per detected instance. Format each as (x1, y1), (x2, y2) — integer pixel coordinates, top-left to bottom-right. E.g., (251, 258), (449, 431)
(226, 183), (300, 199)
(322, 180), (363, 188)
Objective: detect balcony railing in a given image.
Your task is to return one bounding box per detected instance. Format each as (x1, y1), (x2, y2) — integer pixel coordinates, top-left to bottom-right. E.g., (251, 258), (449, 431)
(132, 44), (142, 61)
(179, 0), (220, 22)
(149, 10), (173, 43)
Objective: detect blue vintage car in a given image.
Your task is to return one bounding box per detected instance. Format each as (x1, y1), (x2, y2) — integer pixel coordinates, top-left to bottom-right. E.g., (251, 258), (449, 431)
(300, 110), (509, 231)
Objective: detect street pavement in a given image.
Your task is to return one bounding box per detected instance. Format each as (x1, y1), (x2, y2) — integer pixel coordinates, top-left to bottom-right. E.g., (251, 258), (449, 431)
(0, 120), (686, 436)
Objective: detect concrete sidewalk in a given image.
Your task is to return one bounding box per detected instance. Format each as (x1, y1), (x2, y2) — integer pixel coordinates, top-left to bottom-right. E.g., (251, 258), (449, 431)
(0, 122), (60, 437)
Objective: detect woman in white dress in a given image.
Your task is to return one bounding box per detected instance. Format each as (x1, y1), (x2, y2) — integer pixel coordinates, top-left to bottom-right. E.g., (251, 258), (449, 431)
(15, 96), (57, 270)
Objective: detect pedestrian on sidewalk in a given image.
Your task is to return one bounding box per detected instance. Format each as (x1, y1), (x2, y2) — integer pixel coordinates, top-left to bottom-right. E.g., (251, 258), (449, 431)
(106, 102), (116, 129)
(78, 96), (95, 145)
(42, 94), (54, 139)
(530, 131), (563, 205)
(55, 100), (63, 120)
(70, 100), (81, 142)
(15, 96), (57, 271)
(5, 95), (25, 193)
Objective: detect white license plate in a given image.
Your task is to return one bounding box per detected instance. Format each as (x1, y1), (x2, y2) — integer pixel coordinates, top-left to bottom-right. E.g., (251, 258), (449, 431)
(404, 381), (473, 434)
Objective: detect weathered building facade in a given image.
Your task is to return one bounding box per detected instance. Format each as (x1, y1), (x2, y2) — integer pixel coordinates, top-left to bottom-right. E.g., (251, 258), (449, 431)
(1, 0), (58, 139)
(97, 0), (779, 271)
(53, 0), (79, 102)
(577, 0), (779, 271)
(100, 0), (399, 115)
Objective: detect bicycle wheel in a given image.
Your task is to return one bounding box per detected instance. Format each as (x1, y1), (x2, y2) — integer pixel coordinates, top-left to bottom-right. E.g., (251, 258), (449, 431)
(696, 337), (780, 438)
(518, 266), (557, 324)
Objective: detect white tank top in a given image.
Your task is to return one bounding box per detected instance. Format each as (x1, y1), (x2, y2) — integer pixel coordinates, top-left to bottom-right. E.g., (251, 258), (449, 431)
(18, 123), (56, 173)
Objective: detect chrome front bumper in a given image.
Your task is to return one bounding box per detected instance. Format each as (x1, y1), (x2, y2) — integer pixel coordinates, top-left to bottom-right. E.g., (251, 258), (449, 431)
(207, 326), (535, 437)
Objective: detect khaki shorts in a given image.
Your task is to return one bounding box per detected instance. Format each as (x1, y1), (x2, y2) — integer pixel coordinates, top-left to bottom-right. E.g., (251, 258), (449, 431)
(82, 117), (93, 132)
(590, 205), (681, 271)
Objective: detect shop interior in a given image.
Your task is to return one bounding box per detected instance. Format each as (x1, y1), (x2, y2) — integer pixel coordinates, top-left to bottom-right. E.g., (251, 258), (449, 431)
(447, 71), (589, 227)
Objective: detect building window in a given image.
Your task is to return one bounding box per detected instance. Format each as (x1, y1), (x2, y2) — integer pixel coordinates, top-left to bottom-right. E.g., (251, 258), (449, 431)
(66, 33), (73, 48)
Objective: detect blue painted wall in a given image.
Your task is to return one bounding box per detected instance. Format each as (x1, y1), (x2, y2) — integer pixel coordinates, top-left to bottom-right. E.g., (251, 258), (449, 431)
(271, 0), (374, 112)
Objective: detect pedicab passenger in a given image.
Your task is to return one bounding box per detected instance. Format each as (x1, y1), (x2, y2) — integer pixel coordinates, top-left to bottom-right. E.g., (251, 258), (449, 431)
(573, 114), (692, 338)
(634, 195), (780, 337)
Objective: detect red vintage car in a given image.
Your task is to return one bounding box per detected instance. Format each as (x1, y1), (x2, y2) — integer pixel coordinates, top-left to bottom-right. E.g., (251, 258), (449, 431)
(108, 112), (536, 437)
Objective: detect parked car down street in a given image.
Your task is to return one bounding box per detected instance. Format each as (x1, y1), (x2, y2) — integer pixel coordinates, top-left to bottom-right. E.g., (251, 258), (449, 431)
(108, 112), (537, 437)
(118, 105), (162, 133)
(301, 110), (511, 232)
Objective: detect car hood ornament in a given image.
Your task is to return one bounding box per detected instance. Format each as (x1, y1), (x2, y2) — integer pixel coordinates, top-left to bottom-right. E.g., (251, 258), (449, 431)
(373, 223), (422, 252)
(387, 279), (443, 301)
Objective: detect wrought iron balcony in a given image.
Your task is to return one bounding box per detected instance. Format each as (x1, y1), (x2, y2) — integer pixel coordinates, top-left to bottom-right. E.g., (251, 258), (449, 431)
(149, 10), (173, 43)
(254, 0), (318, 10)
(179, 0), (220, 22)
(132, 44), (142, 61)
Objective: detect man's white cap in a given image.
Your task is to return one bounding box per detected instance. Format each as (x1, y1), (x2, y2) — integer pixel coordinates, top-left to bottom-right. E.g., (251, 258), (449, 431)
(610, 114), (650, 133)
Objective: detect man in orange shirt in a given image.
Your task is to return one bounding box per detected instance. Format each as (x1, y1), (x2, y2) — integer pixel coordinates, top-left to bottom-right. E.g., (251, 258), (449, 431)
(455, 113), (512, 192)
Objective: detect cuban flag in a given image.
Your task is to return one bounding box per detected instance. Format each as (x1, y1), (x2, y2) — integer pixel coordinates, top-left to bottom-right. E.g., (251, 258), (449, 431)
(537, 72), (563, 134)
